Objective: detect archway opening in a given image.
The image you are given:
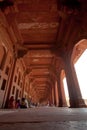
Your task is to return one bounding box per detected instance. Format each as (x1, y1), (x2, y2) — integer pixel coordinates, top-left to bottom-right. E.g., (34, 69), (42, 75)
(62, 39), (87, 107)
(63, 77), (70, 106)
(61, 70), (70, 107)
(74, 49), (87, 105)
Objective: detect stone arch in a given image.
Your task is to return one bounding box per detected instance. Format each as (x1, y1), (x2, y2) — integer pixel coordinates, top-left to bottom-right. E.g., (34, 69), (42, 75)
(66, 39), (87, 107)
(71, 39), (87, 103)
(71, 39), (87, 63)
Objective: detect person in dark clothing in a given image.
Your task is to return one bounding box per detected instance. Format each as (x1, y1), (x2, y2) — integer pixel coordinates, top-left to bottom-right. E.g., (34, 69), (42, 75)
(20, 98), (27, 108)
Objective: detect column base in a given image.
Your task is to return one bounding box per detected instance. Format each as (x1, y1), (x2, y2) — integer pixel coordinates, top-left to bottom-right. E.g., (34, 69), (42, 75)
(59, 102), (68, 107)
(69, 99), (87, 108)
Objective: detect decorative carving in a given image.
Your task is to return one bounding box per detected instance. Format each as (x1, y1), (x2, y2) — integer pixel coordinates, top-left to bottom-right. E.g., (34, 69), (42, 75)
(18, 22), (58, 30)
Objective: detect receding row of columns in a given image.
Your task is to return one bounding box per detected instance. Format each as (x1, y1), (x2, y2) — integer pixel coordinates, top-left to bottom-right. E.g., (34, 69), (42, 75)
(50, 48), (86, 108)
(0, 32), (86, 108)
(0, 44), (86, 108)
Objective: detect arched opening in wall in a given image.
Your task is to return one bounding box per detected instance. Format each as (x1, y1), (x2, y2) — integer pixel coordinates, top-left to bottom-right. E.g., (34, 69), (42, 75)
(71, 39), (87, 105)
(63, 77), (70, 107)
(61, 70), (70, 107)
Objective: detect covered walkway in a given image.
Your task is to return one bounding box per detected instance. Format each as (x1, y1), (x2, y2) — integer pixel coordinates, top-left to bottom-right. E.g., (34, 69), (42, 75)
(0, 107), (87, 130)
(0, 1), (87, 129)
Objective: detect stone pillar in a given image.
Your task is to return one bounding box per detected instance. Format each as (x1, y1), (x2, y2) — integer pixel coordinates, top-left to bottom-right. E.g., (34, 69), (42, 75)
(21, 73), (26, 98)
(53, 85), (57, 106)
(54, 80), (59, 106)
(49, 65), (67, 107)
(49, 90), (53, 106)
(21, 67), (32, 98)
(4, 57), (17, 108)
(52, 87), (55, 106)
(57, 72), (67, 107)
(64, 54), (86, 108)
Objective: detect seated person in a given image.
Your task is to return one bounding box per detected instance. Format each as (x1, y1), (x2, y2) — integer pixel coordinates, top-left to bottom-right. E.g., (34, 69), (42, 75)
(8, 96), (15, 109)
(20, 97), (27, 108)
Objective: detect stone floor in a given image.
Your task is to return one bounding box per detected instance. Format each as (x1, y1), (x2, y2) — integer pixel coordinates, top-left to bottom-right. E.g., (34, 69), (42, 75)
(0, 106), (87, 130)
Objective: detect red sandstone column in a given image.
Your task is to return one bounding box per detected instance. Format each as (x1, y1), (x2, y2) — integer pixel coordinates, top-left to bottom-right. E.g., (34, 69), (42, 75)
(53, 85), (57, 106)
(49, 90), (53, 106)
(21, 73), (26, 98)
(64, 54), (86, 108)
(50, 66), (67, 107)
(57, 73), (67, 107)
(55, 81), (59, 106)
(52, 87), (55, 106)
(4, 57), (17, 108)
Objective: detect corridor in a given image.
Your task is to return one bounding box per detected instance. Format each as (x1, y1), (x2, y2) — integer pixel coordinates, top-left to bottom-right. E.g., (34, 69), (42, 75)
(0, 107), (87, 130)
(0, 0), (87, 109)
